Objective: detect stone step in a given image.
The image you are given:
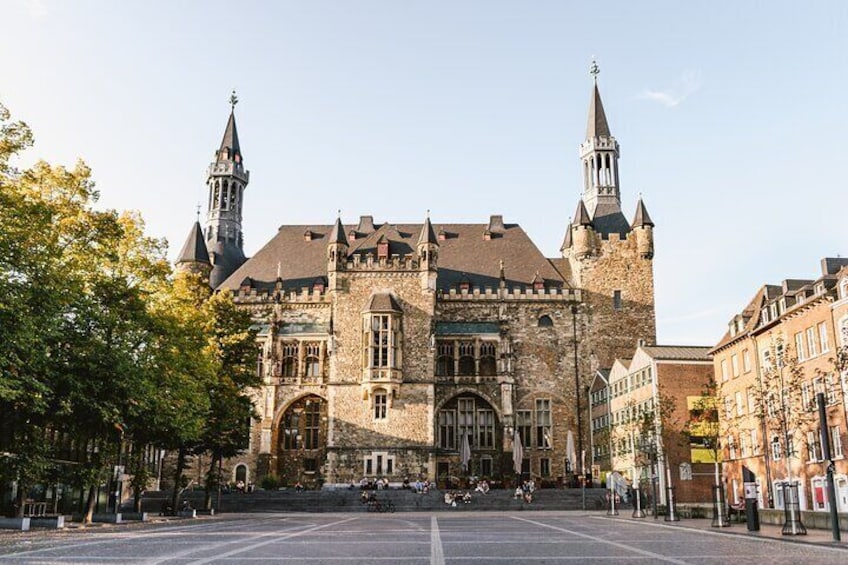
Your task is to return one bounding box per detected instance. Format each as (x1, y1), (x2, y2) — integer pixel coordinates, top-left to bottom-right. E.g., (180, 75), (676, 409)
(136, 488), (609, 514)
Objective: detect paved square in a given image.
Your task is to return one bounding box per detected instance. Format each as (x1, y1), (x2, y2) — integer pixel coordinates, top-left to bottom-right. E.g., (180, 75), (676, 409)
(0, 512), (845, 564)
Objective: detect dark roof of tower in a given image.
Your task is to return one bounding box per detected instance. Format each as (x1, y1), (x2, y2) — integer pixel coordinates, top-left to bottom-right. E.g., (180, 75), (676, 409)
(572, 200), (592, 226)
(176, 222), (211, 265)
(218, 111), (242, 162)
(209, 240), (247, 289)
(217, 220), (566, 293)
(586, 83), (611, 139)
(560, 224), (573, 250)
(591, 200), (631, 239)
(418, 216), (438, 246)
(328, 217), (349, 246)
(631, 198), (654, 228)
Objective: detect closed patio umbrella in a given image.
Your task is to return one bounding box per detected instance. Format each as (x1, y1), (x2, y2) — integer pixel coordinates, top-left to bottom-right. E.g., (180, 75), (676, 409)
(460, 433), (471, 472)
(566, 430), (576, 473)
(513, 431), (524, 475)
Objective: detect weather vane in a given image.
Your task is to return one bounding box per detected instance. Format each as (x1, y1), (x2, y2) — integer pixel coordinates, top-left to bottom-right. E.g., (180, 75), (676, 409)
(229, 89), (239, 110)
(589, 58), (600, 82)
(195, 202), (201, 221)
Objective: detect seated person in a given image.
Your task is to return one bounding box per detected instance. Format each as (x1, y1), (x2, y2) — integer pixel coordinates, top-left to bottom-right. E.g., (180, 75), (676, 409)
(514, 486), (523, 499)
(294, 481), (304, 492)
(444, 491), (454, 505)
(463, 491), (472, 504)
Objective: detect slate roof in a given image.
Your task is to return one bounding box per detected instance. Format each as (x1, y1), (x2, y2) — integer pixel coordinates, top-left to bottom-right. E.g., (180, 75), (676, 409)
(586, 83), (611, 139)
(218, 220), (567, 293)
(209, 240), (247, 289)
(591, 200), (631, 239)
(219, 111), (242, 162)
(176, 222), (210, 265)
(631, 198), (654, 228)
(640, 345), (712, 362)
(573, 200), (592, 226)
(366, 292), (402, 312)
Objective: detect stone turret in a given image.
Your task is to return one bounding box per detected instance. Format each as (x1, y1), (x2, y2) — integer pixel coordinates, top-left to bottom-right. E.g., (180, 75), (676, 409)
(570, 200), (596, 259)
(176, 221), (212, 279)
(327, 216), (348, 273)
(417, 214), (439, 290)
(631, 198), (655, 259)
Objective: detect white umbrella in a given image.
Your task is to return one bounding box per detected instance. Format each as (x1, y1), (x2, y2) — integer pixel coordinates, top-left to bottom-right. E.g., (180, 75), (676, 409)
(460, 433), (471, 472)
(566, 430), (576, 473)
(512, 431), (524, 475)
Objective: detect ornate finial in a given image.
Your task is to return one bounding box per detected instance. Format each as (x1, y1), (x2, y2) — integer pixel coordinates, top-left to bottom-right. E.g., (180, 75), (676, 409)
(337, 209), (341, 218)
(426, 209), (430, 219)
(229, 89), (239, 110)
(589, 58), (600, 82)
(195, 202), (201, 221)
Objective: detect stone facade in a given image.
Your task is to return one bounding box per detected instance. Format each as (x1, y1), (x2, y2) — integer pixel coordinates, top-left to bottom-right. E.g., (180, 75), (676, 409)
(179, 76), (658, 490)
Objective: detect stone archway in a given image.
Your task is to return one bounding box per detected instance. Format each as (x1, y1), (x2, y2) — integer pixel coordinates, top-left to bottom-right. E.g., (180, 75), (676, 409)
(275, 395), (328, 488)
(435, 393), (503, 487)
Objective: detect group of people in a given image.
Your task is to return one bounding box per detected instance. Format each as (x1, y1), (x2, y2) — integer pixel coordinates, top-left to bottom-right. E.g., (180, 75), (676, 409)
(356, 477), (390, 490)
(514, 479), (535, 503)
(443, 490), (473, 506)
(474, 479), (490, 494)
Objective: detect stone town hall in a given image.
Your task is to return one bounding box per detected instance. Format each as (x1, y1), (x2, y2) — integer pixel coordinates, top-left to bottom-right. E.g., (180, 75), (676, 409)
(177, 73), (657, 488)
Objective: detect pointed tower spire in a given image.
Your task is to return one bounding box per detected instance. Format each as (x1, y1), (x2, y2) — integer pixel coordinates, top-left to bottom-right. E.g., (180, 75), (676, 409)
(417, 211), (439, 288)
(328, 214), (349, 273)
(573, 199), (593, 227)
(579, 59), (621, 221)
(176, 221), (212, 279)
(417, 211), (438, 246)
(204, 93), (250, 288)
(329, 214), (349, 246)
(631, 197), (654, 228)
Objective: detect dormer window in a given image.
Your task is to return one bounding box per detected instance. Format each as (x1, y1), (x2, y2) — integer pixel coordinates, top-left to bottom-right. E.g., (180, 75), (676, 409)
(840, 279), (848, 299)
(761, 310), (769, 325)
(303, 230), (313, 241)
(815, 283), (824, 295)
(377, 240), (389, 260)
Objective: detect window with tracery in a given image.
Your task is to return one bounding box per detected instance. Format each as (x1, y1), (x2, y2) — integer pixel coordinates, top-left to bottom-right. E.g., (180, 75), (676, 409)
(479, 342), (496, 375)
(458, 341), (475, 376)
(281, 343), (298, 378)
(437, 342), (454, 376)
(304, 342), (321, 377)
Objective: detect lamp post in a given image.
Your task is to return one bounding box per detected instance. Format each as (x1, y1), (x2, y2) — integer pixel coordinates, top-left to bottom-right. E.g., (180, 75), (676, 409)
(571, 305), (583, 476)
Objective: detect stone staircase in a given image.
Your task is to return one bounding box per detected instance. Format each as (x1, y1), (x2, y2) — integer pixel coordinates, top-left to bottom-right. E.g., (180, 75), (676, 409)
(135, 487), (609, 514)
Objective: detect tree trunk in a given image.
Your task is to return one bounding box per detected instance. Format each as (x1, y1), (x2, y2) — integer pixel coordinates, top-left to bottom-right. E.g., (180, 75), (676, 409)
(170, 445), (186, 514)
(14, 484), (26, 518)
(83, 484), (97, 524)
(204, 453), (218, 511)
(134, 489), (142, 513)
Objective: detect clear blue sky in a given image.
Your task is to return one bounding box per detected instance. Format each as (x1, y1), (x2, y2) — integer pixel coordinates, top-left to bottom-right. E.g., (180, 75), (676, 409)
(3, 1), (847, 346)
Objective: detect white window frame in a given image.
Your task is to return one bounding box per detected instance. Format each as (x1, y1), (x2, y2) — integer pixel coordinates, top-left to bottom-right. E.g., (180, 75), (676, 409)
(819, 322), (830, 353)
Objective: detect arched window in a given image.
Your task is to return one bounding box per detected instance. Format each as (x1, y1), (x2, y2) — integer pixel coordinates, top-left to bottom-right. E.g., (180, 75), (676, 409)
(222, 180), (230, 210)
(304, 342), (321, 378)
(281, 343), (298, 378)
(479, 342), (497, 375)
(458, 341), (475, 376)
(362, 293), (402, 382)
(538, 315), (554, 328)
(436, 342), (454, 376)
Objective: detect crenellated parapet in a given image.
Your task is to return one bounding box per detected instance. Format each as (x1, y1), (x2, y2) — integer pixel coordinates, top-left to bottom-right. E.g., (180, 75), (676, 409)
(438, 286), (581, 302)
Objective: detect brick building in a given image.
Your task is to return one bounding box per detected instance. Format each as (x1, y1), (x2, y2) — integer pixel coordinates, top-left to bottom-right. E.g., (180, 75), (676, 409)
(606, 345), (714, 504)
(176, 71), (657, 489)
(711, 258), (848, 512)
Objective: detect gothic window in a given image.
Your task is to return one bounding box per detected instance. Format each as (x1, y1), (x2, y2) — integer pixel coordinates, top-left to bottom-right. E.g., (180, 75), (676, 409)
(458, 398), (475, 445)
(479, 342), (496, 375)
(374, 389), (387, 420)
(477, 409), (494, 448)
(458, 341), (475, 376)
(438, 410), (456, 449)
(437, 342), (454, 376)
(516, 410), (532, 448)
(212, 181), (220, 211)
(535, 399), (552, 449)
(282, 411), (299, 450)
(304, 342), (321, 378)
(281, 343), (298, 378)
(303, 400), (320, 450)
(222, 180), (230, 210)
(228, 182), (238, 211)
(538, 315), (553, 328)
(368, 314), (396, 369)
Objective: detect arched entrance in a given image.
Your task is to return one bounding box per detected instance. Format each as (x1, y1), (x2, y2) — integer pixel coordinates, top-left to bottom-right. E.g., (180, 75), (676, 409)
(234, 464), (247, 485)
(435, 393), (502, 488)
(276, 395), (328, 488)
